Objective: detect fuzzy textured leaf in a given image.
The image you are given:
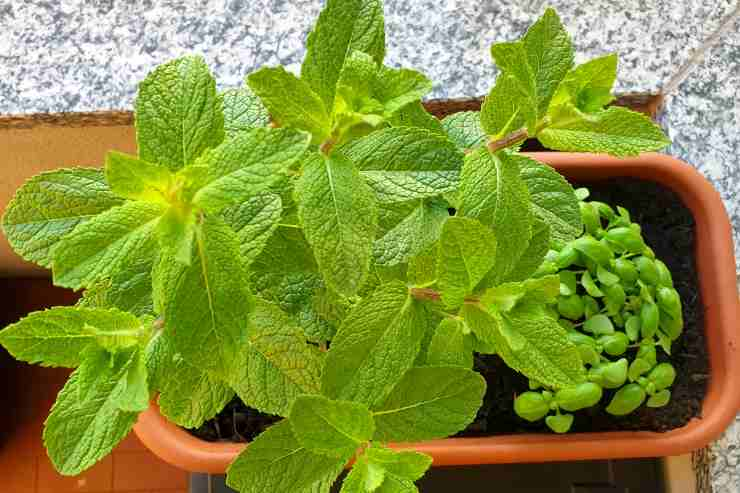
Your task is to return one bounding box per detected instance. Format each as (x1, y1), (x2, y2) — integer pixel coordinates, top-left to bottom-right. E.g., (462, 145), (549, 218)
(373, 366), (486, 442)
(442, 111), (487, 151)
(372, 66), (432, 116)
(480, 73), (531, 138)
(51, 201), (164, 290)
(388, 101), (445, 135)
(361, 170), (459, 204)
(221, 193), (282, 268)
(550, 54), (617, 113)
(221, 85), (270, 136)
(296, 152), (377, 297)
(2, 168), (123, 267)
(426, 318), (473, 368)
(135, 55), (224, 171)
(501, 217), (550, 282)
(374, 199), (449, 266)
(226, 420), (345, 493)
(104, 151), (172, 203)
(322, 282), (429, 407)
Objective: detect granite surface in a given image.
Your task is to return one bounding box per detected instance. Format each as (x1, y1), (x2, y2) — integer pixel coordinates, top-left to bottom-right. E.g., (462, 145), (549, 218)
(1, 0), (740, 490)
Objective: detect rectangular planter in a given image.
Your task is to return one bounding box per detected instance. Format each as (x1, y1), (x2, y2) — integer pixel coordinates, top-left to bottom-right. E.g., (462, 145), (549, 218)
(129, 152), (740, 473)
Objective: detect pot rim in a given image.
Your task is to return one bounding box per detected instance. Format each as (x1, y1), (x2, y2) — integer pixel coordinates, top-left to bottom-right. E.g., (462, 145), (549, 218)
(134, 152), (740, 473)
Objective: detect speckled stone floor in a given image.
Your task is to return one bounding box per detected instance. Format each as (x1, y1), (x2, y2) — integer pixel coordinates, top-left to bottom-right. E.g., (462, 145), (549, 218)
(0, 0), (739, 490)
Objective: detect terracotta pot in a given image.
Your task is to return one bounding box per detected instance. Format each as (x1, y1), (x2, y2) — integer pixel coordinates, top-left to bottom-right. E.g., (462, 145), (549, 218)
(136, 153), (737, 471)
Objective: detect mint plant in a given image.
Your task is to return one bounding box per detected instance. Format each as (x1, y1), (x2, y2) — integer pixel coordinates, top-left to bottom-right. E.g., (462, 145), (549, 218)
(0, 1), (676, 492)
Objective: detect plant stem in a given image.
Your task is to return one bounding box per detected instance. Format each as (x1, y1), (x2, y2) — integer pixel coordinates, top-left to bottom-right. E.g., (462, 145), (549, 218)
(409, 287), (480, 304)
(320, 137), (336, 155)
(486, 127), (529, 153)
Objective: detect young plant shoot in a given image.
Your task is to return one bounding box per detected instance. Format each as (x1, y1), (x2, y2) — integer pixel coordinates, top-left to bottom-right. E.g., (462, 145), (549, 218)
(0, 1), (675, 491)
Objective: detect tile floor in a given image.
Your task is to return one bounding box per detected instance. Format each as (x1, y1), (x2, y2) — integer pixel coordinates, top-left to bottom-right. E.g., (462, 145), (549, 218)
(0, 279), (190, 493)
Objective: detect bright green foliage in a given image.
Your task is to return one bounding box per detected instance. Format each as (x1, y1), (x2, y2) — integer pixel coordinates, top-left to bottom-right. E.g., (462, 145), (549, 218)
(135, 55), (224, 171)
(51, 201), (164, 290)
(502, 217), (550, 283)
(229, 300), (324, 417)
(2, 168), (124, 268)
(539, 106), (671, 157)
(426, 318), (474, 368)
(290, 395), (375, 458)
(248, 66), (332, 143)
(437, 217), (497, 308)
(104, 151), (172, 203)
(457, 149), (532, 283)
(480, 73), (529, 138)
(373, 366), (486, 442)
(322, 282), (428, 407)
(43, 349), (144, 475)
(361, 170), (459, 203)
(372, 66), (433, 116)
(389, 101), (446, 135)
(221, 193), (282, 268)
(550, 54), (618, 113)
(374, 199), (449, 266)
(342, 446), (432, 493)
(226, 420), (345, 493)
(442, 111), (487, 151)
(220, 85), (271, 136)
(296, 152), (378, 297)
(166, 216), (252, 378)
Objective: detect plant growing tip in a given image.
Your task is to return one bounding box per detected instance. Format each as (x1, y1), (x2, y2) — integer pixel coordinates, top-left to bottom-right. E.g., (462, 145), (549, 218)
(0, 1), (678, 492)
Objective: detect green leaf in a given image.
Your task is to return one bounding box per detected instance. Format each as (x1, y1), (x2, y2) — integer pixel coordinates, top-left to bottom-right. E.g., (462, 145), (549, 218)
(437, 217), (497, 308)
(374, 199), (449, 266)
(388, 101), (445, 135)
(426, 318), (474, 368)
(2, 168), (124, 268)
(43, 350), (142, 475)
(550, 54), (617, 113)
(290, 395), (375, 458)
(104, 151), (172, 203)
(538, 106), (670, 157)
(489, 42), (538, 132)
(166, 216), (252, 378)
(361, 170), (459, 204)
(342, 127), (463, 172)
(0, 306), (144, 368)
(113, 348), (150, 412)
(247, 66), (331, 142)
(365, 447), (432, 482)
(192, 128), (311, 214)
(521, 7), (574, 116)
(457, 149), (532, 283)
(407, 243), (437, 287)
(301, 0), (385, 110)
(135, 55), (224, 171)
(155, 207), (195, 265)
(442, 111), (487, 151)
(373, 366), (486, 442)
(516, 154), (582, 243)
(480, 73), (531, 138)
(230, 300), (324, 416)
(501, 217), (550, 282)
(296, 152), (377, 297)
(372, 66), (432, 116)
(52, 201), (164, 290)
(492, 302), (585, 389)
(334, 51), (378, 113)
(459, 304), (498, 350)
(322, 282), (429, 407)
(220, 85), (270, 136)
(154, 337), (234, 428)
(222, 193), (282, 268)
(105, 232), (158, 316)
(226, 420), (345, 493)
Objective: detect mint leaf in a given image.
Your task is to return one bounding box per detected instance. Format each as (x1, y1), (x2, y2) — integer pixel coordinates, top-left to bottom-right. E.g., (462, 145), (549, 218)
(135, 55), (224, 171)
(480, 73), (531, 138)
(247, 66), (332, 142)
(550, 54), (617, 113)
(342, 127), (462, 171)
(296, 152), (377, 297)
(373, 366), (486, 442)
(322, 281), (429, 407)
(457, 149), (532, 283)
(437, 217), (497, 308)
(365, 447), (432, 482)
(501, 217), (550, 282)
(166, 216), (252, 377)
(105, 232), (157, 315)
(407, 243), (437, 287)
(490, 42), (538, 131)
(52, 201), (164, 290)
(43, 350), (141, 475)
(490, 301), (585, 389)
(290, 395), (374, 458)
(374, 199), (449, 266)
(459, 304), (498, 351)
(362, 170), (459, 204)
(230, 300), (324, 416)
(521, 8), (574, 116)
(426, 318), (474, 368)
(2, 168), (123, 268)
(226, 420), (345, 493)
(0, 306), (144, 368)
(442, 111), (486, 151)
(516, 154), (582, 243)
(192, 128), (310, 214)
(220, 85), (271, 136)
(341, 457), (383, 493)
(389, 101), (446, 135)
(104, 151), (172, 203)
(113, 348), (150, 412)
(335, 51), (378, 113)
(538, 105), (670, 157)
(155, 207), (195, 265)
(301, 0), (385, 110)
(222, 193), (282, 268)
(342, 447), (432, 493)
(372, 66), (433, 116)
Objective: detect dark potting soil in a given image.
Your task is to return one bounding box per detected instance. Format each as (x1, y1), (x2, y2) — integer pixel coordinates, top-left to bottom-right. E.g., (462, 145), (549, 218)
(191, 178), (707, 443)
